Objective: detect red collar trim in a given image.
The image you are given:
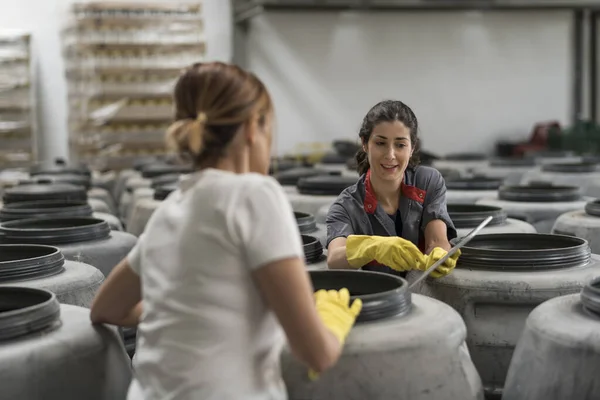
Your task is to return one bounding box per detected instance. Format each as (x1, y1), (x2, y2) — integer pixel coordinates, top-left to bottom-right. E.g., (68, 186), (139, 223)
(363, 169), (426, 214)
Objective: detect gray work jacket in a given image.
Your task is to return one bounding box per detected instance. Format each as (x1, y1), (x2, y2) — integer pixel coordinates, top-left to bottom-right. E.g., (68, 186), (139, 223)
(326, 166), (457, 276)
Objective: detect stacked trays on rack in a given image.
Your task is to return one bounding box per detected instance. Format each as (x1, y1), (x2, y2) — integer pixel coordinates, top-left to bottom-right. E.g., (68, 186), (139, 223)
(62, 2), (205, 170)
(0, 32), (36, 168)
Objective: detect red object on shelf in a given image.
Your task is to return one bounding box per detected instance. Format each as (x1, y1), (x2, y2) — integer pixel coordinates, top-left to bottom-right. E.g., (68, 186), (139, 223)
(513, 121), (562, 156)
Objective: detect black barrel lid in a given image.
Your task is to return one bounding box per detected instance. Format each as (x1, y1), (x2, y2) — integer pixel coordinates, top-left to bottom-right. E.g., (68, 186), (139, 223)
(585, 200), (600, 217)
(275, 167), (340, 186)
(302, 235), (323, 264)
(498, 184), (582, 202)
(150, 173), (181, 189)
(436, 168), (461, 180)
(297, 175), (357, 196)
(420, 150), (442, 165)
(447, 204), (507, 228)
(581, 276), (600, 318)
(0, 287), (61, 341)
(29, 158), (91, 177)
(0, 217), (111, 245)
(28, 173), (91, 190)
(0, 244), (65, 282)
(489, 157), (536, 167)
(320, 152), (351, 165)
(443, 152), (488, 161)
(541, 162), (599, 174)
(0, 200), (93, 222)
(2, 183), (88, 204)
(269, 158), (300, 175)
(332, 140), (361, 157)
(454, 233), (591, 270)
(295, 212), (317, 234)
(140, 164), (193, 179)
(133, 157), (163, 171)
(153, 183), (177, 201)
(445, 177), (503, 191)
(309, 269), (411, 323)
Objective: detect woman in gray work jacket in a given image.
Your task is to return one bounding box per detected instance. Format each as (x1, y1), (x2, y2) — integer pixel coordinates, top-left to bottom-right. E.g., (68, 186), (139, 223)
(326, 100), (458, 277)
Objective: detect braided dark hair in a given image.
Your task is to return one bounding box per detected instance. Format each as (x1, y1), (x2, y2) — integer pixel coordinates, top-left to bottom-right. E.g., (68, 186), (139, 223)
(355, 100), (421, 175)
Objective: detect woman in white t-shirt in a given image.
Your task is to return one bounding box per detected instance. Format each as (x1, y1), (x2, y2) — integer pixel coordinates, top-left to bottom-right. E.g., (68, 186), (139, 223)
(89, 62), (362, 400)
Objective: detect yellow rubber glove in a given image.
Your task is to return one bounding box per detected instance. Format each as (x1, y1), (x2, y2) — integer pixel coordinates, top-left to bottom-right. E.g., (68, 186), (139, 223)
(309, 288), (362, 381)
(421, 247), (461, 278)
(346, 235), (425, 272)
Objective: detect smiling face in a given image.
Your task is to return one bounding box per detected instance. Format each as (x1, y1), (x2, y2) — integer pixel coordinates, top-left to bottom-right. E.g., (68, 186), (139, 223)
(364, 120), (414, 182)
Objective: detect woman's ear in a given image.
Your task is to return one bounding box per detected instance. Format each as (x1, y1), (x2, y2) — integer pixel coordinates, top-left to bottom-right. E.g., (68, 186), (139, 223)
(244, 116), (259, 145)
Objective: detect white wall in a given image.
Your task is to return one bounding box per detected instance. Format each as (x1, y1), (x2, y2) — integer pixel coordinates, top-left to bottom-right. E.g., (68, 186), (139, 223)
(0, 0), (232, 162)
(247, 11), (574, 156)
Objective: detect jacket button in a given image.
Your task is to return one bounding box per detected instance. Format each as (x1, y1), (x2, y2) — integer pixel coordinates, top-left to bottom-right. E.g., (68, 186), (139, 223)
(419, 193), (423, 198)
(367, 204), (372, 209)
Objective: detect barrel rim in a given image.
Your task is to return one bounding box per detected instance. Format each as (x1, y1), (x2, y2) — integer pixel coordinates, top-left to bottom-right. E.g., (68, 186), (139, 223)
(0, 287), (61, 341)
(581, 276), (600, 318)
(0, 217), (111, 244)
(453, 233), (591, 270)
(447, 204), (507, 228)
(309, 269), (412, 323)
(295, 212), (317, 234)
(0, 244), (65, 282)
(498, 184), (582, 203)
(541, 161), (600, 174)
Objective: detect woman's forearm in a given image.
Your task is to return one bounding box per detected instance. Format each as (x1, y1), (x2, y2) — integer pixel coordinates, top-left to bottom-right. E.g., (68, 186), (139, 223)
(326, 244), (354, 270)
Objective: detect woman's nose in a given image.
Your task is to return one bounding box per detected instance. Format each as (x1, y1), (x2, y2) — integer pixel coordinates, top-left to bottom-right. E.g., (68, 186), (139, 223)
(384, 146), (395, 160)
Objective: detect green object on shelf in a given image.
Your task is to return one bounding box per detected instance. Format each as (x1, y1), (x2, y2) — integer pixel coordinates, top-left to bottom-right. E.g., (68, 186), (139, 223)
(547, 119), (600, 155)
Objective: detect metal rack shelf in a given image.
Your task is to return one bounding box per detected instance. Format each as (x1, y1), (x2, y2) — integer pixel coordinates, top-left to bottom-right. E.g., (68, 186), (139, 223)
(0, 31), (36, 169)
(233, 0), (600, 127)
(63, 1), (206, 170)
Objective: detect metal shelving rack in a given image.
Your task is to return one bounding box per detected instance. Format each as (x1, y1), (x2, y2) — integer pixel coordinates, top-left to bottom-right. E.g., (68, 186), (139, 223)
(0, 32), (36, 169)
(233, 0), (600, 126)
(62, 1), (206, 171)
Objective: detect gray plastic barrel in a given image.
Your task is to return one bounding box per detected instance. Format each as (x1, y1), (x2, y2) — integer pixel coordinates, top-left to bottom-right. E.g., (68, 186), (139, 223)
(417, 233), (600, 398)
(448, 204), (536, 237)
(112, 169), (139, 203)
(445, 177), (503, 205)
(477, 184), (590, 233)
(552, 199), (600, 253)
(0, 287), (132, 399)
(0, 244), (104, 308)
(0, 200), (123, 231)
(475, 158), (535, 185)
(0, 217), (137, 277)
(288, 175), (357, 216)
(502, 278), (600, 400)
(119, 177), (151, 220)
(88, 187), (117, 215)
(282, 270), (484, 400)
(127, 184), (176, 236)
(520, 162), (600, 197)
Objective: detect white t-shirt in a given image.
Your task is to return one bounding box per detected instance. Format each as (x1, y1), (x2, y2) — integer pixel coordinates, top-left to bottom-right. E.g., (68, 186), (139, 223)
(126, 168), (304, 400)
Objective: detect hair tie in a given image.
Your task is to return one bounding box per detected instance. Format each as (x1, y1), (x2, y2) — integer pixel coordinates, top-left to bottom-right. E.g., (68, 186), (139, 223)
(196, 112), (207, 124)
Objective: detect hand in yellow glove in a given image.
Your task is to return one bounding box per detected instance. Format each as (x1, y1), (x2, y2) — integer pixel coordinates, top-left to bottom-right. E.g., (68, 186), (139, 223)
(346, 235), (425, 272)
(421, 247), (461, 278)
(309, 288), (362, 381)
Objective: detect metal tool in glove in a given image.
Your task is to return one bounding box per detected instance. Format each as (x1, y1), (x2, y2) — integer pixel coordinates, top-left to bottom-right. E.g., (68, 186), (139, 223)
(408, 215), (493, 290)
